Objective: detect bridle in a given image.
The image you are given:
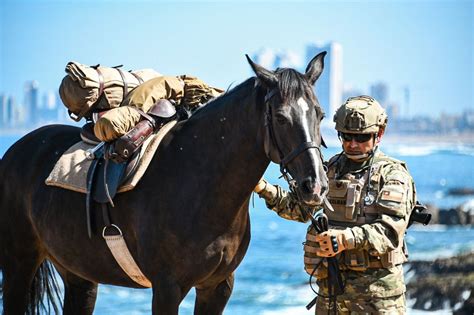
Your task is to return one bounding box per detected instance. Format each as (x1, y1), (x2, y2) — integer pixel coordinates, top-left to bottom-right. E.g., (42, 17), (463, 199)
(263, 88), (324, 183)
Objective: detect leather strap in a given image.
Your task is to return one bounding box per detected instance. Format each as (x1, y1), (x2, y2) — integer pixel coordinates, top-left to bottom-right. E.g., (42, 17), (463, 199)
(131, 72), (144, 84)
(115, 67), (128, 100)
(280, 141), (319, 168)
(103, 225), (152, 288)
(135, 108), (157, 129)
(95, 66), (105, 98)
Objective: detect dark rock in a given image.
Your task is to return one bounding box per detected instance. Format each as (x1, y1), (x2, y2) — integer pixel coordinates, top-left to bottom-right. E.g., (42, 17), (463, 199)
(447, 187), (474, 196)
(439, 208), (462, 225)
(425, 203), (439, 224)
(406, 252), (474, 313)
(435, 201), (474, 226)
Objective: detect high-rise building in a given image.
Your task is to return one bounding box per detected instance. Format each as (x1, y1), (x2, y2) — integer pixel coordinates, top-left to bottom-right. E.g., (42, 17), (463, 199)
(43, 90), (57, 110)
(370, 82), (389, 105)
(24, 80), (39, 124)
(252, 48), (302, 71)
(305, 42), (343, 121)
(0, 94), (6, 126)
(342, 84), (365, 104)
(6, 96), (17, 126)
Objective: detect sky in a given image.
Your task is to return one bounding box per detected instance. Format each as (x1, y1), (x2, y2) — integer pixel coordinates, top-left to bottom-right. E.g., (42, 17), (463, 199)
(0, 0), (473, 118)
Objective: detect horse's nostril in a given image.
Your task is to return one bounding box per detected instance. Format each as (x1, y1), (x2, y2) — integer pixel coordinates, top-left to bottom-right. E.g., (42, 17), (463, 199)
(304, 180), (313, 193)
(302, 179), (321, 195)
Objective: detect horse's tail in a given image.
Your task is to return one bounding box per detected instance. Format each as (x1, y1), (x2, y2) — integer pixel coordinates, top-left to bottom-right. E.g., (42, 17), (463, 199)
(27, 261), (62, 315)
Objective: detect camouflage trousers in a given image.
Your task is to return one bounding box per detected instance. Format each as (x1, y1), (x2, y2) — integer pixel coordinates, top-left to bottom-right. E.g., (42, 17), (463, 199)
(315, 294), (406, 314)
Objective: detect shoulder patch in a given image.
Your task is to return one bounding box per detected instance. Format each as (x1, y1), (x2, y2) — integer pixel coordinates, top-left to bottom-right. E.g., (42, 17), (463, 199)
(380, 189), (404, 202)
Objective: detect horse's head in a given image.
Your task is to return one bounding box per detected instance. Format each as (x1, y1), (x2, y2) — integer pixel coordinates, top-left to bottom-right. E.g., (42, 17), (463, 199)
(247, 52), (329, 206)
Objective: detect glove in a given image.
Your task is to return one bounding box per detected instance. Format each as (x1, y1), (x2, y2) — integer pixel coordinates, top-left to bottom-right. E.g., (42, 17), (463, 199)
(315, 228), (355, 257)
(254, 178), (268, 193)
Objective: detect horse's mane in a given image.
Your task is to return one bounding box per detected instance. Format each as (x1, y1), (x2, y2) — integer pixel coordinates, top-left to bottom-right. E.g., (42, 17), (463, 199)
(275, 68), (310, 102)
(186, 77), (258, 121)
(188, 68), (312, 121)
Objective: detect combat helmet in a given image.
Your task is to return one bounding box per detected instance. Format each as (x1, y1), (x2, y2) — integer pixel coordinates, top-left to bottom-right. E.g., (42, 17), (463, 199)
(333, 95), (387, 134)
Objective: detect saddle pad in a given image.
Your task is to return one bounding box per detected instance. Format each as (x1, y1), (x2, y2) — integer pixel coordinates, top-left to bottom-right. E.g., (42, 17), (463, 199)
(45, 120), (177, 194)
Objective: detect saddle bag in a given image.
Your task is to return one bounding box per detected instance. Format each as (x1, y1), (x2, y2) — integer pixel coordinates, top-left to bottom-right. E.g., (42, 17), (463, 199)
(59, 61), (161, 121)
(108, 99), (177, 163)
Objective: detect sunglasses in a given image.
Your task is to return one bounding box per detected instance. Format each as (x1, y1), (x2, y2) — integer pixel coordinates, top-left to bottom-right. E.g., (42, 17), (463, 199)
(339, 132), (374, 143)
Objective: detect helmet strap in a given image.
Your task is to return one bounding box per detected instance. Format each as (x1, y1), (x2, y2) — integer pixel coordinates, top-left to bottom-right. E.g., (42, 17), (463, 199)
(343, 151), (370, 161)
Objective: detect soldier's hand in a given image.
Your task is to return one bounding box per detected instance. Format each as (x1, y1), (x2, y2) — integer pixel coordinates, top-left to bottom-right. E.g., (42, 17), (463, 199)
(254, 178), (268, 193)
(315, 228), (355, 257)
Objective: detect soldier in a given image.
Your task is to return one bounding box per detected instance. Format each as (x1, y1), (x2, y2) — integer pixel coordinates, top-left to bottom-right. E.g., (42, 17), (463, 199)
(255, 95), (415, 314)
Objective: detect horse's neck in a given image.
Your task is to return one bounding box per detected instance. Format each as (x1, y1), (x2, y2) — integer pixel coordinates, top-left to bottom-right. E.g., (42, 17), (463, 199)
(183, 79), (269, 212)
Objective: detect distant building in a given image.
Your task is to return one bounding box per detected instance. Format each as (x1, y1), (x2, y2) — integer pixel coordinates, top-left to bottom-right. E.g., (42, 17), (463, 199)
(305, 42), (343, 120)
(385, 102), (400, 121)
(24, 80), (39, 124)
(7, 96), (19, 126)
(370, 82), (389, 105)
(342, 84), (365, 105)
(43, 91), (57, 110)
(252, 48), (301, 70)
(0, 94), (6, 126)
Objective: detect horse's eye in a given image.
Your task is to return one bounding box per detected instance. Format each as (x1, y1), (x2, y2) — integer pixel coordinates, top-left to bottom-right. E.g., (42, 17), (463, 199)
(275, 113), (288, 125)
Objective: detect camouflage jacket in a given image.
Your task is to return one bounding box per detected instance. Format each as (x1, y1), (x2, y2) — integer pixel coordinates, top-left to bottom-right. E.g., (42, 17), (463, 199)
(257, 150), (416, 298)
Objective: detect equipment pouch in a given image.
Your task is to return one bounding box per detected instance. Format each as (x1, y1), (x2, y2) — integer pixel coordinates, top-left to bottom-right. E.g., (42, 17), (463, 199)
(343, 249), (369, 271)
(304, 225), (326, 279)
(379, 248), (407, 268)
(326, 179), (361, 223)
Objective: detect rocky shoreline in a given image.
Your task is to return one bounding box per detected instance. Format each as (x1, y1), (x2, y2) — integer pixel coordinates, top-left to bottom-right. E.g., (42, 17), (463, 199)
(424, 200), (474, 226)
(406, 251), (474, 314)
(406, 198), (473, 313)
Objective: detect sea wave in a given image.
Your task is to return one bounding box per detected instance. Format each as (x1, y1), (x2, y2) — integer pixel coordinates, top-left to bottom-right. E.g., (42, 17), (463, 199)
(383, 143), (474, 157)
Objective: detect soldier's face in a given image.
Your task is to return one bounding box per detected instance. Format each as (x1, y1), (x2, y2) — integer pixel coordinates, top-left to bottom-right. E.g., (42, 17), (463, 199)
(341, 133), (376, 155)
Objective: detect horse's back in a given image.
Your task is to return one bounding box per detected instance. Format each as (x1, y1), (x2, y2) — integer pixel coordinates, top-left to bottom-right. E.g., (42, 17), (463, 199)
(2, 124), (79, 175)
(0, 124), (80, 215)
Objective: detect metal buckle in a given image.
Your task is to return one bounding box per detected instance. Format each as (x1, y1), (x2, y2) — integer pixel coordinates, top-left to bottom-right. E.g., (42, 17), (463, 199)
(102, 224), (123, 238)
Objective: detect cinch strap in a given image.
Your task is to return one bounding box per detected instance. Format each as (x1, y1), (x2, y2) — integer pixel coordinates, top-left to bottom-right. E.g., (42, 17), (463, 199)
(103, 225), (152, 288)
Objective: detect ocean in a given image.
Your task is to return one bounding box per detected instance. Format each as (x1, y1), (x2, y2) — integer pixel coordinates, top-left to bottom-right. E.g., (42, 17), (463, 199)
(1, 132), (473, 314)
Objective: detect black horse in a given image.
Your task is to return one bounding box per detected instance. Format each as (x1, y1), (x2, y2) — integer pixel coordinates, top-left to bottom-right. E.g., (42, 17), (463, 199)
(0, 53), (328, 315)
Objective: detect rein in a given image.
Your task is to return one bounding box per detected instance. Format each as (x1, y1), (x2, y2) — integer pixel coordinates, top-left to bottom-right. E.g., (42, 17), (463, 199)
(263, 88), (343, 313)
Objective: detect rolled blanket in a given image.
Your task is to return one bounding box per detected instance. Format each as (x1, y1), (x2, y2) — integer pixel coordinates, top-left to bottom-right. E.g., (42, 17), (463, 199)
(59, 61), (161, 120)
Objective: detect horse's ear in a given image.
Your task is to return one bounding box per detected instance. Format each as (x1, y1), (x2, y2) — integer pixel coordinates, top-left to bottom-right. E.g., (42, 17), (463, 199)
(305, 51), (327, 85)
(246, 54), (278, 88)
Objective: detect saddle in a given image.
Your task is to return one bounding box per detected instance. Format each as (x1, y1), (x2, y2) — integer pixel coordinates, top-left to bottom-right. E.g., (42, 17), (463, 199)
(84, 99), (177, 238)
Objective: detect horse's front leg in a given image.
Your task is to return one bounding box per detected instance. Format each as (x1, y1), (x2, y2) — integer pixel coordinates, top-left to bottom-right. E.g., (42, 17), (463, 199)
(194, 273), (234, 315)
(151, 273), (189, 315)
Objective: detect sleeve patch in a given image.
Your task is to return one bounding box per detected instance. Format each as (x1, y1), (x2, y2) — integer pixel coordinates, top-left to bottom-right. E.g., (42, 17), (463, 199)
(380, 190), (404, 203)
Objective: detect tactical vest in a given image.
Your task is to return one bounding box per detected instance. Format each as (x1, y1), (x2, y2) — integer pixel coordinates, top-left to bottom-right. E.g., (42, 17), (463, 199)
(304, 153), (415, 277)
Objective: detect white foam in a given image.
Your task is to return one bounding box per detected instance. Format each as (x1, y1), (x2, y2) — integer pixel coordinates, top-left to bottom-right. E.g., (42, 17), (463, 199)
(388, 145), (437, 156)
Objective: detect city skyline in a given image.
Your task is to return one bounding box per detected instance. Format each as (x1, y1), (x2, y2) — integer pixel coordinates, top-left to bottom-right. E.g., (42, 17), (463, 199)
(1, 75), (472, 138)
(0, 0), (472, 121)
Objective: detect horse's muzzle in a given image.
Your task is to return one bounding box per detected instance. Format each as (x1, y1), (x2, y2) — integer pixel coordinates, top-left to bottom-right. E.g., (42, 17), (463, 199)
(298, 176), (328, 206)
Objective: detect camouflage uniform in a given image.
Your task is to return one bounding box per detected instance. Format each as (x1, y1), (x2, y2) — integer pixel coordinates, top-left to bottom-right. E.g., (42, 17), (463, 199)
(256, 96), (415, 314)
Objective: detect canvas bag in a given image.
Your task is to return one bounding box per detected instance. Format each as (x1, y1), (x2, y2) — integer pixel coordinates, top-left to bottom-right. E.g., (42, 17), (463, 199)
(59, 61), (161, 121)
